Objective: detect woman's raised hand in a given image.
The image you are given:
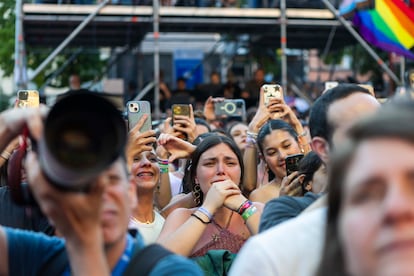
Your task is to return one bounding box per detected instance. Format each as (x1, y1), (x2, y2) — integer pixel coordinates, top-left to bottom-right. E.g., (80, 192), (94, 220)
(126, 114), (156, 166)
(157, 133), (196, 162)
(202, 180), (241, 213)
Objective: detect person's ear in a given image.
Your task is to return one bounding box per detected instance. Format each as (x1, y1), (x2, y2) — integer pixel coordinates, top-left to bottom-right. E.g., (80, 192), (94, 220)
(311, 137), (330, 164)
(304, 180), (312, 192)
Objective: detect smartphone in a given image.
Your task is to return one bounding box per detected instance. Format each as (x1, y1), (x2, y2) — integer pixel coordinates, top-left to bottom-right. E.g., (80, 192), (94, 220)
(127, 101), (151, 132)
(285, 153), (305, 176)
(17, 90), (39, 108)
(172, 104), (190, 140)
(214, 99), (246, 121)
(262, 84), (283, 105)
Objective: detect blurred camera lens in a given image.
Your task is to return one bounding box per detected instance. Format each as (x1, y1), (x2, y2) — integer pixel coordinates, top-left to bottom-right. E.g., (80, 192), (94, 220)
(38, 92), (127, 190)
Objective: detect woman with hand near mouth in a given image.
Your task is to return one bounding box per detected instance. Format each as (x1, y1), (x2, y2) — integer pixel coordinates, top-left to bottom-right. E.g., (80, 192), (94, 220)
(157, 135), (263, 257)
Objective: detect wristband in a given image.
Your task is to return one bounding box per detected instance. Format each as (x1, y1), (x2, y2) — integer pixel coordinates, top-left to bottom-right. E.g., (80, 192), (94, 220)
(247, 131), (258, 139)
(191, 212), (211, 224)
(0, 151), (11, 160)
(297, 130), (307, 138)
(238, 200), (253, 215)
(158, 158), (169, 173)
(159, 164), (169, 174)
(246, 135), (256, 145)
(241, 205), (258, 221)
(198, 206), (213, 221)
(157, 158), (169, 165)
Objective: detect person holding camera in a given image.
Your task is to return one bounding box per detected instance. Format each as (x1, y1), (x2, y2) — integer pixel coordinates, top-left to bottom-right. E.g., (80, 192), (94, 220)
(0, 101), (202, 275)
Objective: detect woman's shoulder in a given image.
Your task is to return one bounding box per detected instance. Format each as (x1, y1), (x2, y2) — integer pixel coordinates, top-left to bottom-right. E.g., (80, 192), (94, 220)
(249, 183), (280, 203)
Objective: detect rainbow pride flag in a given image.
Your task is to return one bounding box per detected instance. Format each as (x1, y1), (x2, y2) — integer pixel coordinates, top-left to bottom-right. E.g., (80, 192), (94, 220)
(340, 0), (414, 59)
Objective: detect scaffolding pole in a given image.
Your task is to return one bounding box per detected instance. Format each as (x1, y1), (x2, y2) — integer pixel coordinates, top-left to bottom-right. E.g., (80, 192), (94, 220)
(14, 0), (27, 91)
(322, 0), (401, 86)
(280, 0), (287, 92)
(29, 0), (110, 83)
(153, 0), (161, 120)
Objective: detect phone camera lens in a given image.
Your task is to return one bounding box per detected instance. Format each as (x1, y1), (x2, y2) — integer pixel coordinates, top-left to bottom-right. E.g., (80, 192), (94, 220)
(224, 102), (236, 114)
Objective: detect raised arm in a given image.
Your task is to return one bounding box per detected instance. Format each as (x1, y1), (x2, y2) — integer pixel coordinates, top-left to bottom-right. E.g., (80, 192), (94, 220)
(0, 107), (46, 276)
(242, 87), (271, 194)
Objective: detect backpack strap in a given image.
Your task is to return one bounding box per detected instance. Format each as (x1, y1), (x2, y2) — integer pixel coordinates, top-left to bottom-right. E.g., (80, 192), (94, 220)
(123, 244), (173, 276)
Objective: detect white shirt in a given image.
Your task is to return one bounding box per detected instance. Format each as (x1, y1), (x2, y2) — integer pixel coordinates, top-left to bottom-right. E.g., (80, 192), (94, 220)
(129, 211), (165, 245)
(168, 172), (183, 197)
(229, 207), (327, 276)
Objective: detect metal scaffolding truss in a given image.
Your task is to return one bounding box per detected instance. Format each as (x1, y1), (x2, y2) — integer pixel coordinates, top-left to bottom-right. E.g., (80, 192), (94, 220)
(22, 4), (354, 49)
(16, 2), (400, 117)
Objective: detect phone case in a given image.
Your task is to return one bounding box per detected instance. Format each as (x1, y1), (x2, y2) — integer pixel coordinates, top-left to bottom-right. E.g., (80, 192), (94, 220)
(285, 153), (304, 176)
(127, 101), (151, 132)
(172, 104), (190, 123)
(214, 99), (246, 120)
(17, 90), (39, 108)
(262, 84), (283, 105)
(172, 104), (190, 141)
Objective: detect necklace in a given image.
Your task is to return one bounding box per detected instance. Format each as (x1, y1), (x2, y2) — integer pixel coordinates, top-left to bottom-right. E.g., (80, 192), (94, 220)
(211, 211), (234, 242)
(131, 213), (154, 225)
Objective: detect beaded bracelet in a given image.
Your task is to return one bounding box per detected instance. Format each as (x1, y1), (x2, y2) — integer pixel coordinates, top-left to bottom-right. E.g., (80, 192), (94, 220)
(198, 206), (213, 221)
(241, 205), (258, 221)
(191, 213), (211, 224)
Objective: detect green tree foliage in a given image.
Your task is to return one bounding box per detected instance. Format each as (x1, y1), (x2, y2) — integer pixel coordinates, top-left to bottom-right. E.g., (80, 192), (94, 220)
(0, 0), (16, 77)
(323, 44), (390, 87)
(0, 1), (106, 89)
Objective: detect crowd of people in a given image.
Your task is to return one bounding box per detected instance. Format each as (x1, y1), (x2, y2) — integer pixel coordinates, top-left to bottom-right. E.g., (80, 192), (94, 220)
(0, 80), (413, 275)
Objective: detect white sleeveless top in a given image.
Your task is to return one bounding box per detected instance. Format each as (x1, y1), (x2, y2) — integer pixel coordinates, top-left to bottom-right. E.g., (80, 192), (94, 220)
(128, 211), (165, 245)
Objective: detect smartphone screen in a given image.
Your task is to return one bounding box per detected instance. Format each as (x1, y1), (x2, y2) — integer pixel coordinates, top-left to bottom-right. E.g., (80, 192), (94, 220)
(17, 90), (39, 108)
(285, 153), (304, 176)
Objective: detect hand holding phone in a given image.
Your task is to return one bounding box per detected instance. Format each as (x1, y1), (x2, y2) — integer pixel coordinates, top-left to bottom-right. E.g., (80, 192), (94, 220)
(262, 84), (283, 106)
(214, 99), (246, 121)
(172, 104), (191, 141)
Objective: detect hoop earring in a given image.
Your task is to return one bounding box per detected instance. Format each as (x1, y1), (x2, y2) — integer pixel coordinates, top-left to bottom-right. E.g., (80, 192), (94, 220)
(193, 183), (201, 206)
